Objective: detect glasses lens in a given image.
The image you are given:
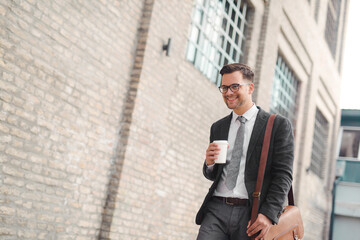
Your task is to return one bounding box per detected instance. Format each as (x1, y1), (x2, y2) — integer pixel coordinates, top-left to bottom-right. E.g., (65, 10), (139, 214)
(230, 84), (239, 92)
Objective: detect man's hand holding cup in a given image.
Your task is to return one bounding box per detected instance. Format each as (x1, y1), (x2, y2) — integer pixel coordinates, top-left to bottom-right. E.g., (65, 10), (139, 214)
(206, 140), (228, 165)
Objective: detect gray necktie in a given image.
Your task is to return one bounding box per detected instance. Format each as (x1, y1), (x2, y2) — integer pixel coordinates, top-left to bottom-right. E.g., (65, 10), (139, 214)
(226, 116), (246, 190)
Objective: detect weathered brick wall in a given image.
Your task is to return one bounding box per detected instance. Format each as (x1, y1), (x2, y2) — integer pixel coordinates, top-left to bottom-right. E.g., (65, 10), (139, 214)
(0, 0), (348, 239)
(0, 0), (144, 238)
(107, 0), (231, 238)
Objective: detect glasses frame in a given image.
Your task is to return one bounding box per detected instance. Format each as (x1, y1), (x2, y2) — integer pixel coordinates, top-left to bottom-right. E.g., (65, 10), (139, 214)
(218, 83), (250, 93)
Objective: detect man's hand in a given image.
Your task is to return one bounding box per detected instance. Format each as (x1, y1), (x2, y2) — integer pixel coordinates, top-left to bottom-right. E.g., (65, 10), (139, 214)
(205, 143), (220, 166)
(246, 213), (272, 240)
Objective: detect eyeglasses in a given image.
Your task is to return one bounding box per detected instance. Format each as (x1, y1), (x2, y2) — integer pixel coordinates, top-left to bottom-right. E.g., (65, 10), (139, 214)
(218, 83), (250, 93)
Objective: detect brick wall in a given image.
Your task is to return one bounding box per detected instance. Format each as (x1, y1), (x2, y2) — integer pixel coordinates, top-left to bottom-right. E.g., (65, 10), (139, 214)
(106, 0), (231, 238)
(0, 0), (348, 239)
(0, 0), (143, 238)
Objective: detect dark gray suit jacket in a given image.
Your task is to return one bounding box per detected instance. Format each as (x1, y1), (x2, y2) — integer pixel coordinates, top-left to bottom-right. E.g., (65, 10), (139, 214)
(195, 107), (294, 225)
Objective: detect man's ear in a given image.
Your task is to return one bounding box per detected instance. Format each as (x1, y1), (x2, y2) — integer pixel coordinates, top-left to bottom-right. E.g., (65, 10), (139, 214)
(248, 83), (255, 94)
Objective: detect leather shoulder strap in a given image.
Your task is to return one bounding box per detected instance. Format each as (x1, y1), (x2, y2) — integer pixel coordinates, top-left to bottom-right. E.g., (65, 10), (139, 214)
(250, 114), (296, 226)
(250, 114), (276, 225)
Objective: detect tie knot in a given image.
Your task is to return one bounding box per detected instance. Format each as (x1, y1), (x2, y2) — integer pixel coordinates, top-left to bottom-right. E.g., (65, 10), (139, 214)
(237, 116), (246, 124)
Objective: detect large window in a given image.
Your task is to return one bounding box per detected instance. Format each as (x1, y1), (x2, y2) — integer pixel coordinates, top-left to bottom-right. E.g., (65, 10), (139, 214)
(186, 0), (250, 85)
(270, 54), (299, 126)
(339, 129), (360, 159)
(310, 109), (329, 178)
(324, 0), (342, 57)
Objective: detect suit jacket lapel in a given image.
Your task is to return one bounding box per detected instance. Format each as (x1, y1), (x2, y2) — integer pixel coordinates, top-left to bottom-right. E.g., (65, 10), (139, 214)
(214, 112), (232, 175)
(246, 107), (269, 162)
(218, 112), (233, 140)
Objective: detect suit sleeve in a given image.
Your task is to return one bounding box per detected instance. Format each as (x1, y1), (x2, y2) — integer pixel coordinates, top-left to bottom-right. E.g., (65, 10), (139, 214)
(202, 123), (218, 181)
(258, 116), (294, 224)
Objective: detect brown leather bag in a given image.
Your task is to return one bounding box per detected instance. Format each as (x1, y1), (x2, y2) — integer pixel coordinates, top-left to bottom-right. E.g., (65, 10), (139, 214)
(250, 114), (304, 240)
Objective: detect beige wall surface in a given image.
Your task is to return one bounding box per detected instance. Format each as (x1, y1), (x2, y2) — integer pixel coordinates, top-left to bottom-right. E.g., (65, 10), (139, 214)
(0, 0), (144, 238)
(0, 0), (347, 239)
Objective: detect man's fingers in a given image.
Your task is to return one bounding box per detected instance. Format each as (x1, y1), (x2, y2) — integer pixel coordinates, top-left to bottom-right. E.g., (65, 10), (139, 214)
(206, 151), (219, 158)
(247, 214), (272, 239)
(209, 143), (219, 148)
(247, 219), (258, 232)
(247, 223), (261, 236)
(209, 150), (220, 155)
(254, 230), (265, 240)
(209, 142), (221, 149)
(208, 147), (221, 152)
(207, 156), (217, 161)
(206, 148), (220, 157)
(247, 227), (261, 237)
(255, 226), (271, 240)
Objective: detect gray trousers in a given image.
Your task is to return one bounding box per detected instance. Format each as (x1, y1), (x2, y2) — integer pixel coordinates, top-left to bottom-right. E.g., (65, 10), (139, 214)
(197, 197), (251, 240)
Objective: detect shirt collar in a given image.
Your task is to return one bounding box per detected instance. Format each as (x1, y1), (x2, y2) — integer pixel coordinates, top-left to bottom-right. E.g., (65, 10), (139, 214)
(231, 103), (258, 123)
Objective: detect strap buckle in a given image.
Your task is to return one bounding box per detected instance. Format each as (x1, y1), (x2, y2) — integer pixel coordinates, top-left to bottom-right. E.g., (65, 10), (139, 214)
(252, 192), (261, 198)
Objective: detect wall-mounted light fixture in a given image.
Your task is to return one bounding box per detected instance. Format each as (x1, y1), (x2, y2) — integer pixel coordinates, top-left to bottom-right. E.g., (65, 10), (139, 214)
(162, 38), (171, 56)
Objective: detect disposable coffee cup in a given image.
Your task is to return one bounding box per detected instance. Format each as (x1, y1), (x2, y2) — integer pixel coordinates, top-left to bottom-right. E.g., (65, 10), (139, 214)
(213, 140), (228, 164)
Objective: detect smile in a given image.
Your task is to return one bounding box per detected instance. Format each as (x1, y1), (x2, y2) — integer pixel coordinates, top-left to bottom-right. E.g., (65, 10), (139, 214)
(226, 96), (238, 102)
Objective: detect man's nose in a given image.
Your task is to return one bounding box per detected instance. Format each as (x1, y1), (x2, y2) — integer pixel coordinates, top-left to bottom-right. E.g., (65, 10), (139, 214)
(224, 89), (233, 96)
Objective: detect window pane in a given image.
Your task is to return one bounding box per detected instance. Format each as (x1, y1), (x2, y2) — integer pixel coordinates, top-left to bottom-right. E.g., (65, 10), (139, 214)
(226, 41), (231, 55)
(194, 8), (204, 25)
(339, 130), (360, 158)
(186, 43), (196, 63)
(232, 49), (238, 61)
(229, 25), (234, 39)
(190, 26), (200, 43)
(235, 32), (239, 45)
(231, 9), (236, 22)
(225, 1), (230, 14)
(209, 46), (216, 61)
(195, 52), (202, 68)
(222, 18), (228, 31)
(237, 16), (242, 29)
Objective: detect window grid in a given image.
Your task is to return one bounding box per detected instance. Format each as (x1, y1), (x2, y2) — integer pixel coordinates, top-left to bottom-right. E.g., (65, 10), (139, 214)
(270, 55), (299, 126)
(186, 0), (250, 85)
(310, 109), (329, 178)
(324, 0), (341, 58)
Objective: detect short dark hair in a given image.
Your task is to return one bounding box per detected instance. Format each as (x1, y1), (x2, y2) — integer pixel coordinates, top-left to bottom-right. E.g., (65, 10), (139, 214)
(220, 63), (254, 82)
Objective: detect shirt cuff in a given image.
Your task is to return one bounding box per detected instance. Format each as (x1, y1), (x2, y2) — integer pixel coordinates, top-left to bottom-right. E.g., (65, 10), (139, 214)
(206, 163), (215, 170)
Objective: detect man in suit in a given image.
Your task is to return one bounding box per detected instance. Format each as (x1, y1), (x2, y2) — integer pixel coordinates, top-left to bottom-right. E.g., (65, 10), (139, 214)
(196, 63), (294, 240)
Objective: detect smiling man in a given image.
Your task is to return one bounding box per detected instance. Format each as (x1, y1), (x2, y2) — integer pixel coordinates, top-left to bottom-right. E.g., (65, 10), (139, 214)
(196, 63), (294, 240)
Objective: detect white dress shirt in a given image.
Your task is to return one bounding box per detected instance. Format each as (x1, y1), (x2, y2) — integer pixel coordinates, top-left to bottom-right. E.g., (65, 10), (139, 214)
(208, 104), (259, 199)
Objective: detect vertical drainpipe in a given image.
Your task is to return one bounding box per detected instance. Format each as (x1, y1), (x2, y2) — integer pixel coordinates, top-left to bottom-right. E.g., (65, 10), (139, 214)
(294, 58), (313, 201)
(98, 0), (155, 238)
(329, 176), (342, 240)
(324, 109), (341, 239)
(252, 0), (270, 102)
